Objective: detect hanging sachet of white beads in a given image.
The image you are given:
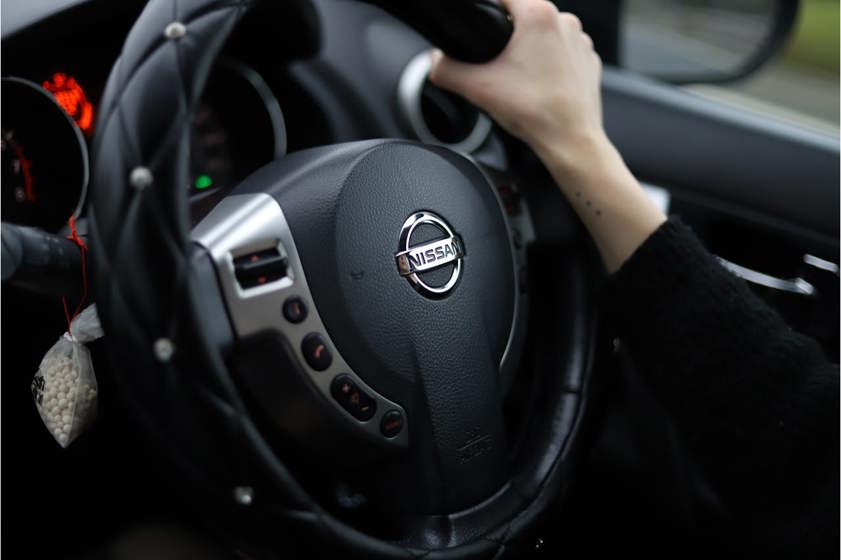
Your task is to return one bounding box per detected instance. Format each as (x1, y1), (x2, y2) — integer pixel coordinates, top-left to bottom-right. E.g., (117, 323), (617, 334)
(31, 305), (103, 447)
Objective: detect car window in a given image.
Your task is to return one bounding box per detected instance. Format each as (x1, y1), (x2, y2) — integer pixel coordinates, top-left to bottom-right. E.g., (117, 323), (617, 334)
(686, 0), (839, 135)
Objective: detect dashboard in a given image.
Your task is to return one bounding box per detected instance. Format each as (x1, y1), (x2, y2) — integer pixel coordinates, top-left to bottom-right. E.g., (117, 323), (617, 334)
(1, 0), (508, 235)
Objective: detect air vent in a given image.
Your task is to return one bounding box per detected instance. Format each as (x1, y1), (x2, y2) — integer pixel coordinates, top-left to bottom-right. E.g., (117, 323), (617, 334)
(397, 51), (492, 153)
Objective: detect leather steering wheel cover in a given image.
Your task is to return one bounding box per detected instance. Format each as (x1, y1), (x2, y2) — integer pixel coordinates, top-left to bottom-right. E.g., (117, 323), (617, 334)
(88, 0), (595, 556)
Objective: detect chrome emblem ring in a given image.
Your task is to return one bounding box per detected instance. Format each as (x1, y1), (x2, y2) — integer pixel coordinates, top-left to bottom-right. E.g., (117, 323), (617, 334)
(394, 211), (464, 298)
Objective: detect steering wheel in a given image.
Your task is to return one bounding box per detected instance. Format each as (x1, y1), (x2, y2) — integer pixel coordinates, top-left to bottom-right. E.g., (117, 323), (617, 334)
(88, 0), (597, 556)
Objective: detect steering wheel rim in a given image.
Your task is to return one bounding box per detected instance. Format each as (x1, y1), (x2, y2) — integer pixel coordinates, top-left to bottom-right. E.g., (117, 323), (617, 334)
(88, 0), (598, 556)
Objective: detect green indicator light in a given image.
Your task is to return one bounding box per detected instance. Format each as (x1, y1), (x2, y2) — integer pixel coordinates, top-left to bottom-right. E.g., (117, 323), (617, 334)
(195, 174), (214, 190)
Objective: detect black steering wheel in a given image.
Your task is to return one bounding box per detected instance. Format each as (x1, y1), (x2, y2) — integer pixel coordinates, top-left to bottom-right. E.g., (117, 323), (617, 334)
(88, 0), (598, 556)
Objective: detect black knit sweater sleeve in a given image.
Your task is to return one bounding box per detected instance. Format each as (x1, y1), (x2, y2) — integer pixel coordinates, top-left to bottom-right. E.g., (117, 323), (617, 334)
(603, 217), (839, 555)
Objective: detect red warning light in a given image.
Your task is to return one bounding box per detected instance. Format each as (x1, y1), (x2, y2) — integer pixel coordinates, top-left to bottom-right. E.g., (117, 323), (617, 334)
(42, 73), (94, 134)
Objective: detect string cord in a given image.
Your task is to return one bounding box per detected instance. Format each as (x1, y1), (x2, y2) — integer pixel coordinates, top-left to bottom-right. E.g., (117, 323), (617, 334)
(61, 215), (89, 331)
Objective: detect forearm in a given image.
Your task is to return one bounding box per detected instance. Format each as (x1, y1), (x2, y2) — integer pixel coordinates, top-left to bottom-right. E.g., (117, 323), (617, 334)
(604, 218), (838, 520)
(535, 131), (666, 273)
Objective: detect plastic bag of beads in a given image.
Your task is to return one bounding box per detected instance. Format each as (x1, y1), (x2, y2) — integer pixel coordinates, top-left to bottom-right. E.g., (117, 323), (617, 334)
(31, 305), (102, 447)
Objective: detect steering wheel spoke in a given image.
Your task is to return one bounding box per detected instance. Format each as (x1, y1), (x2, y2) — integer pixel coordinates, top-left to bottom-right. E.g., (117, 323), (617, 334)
(192, 191), (410, 450)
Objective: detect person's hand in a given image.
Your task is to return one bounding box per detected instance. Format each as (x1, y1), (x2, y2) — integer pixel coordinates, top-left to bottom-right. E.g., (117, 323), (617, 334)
(429, 0), (605, 165)
(431, 0), (666, 274)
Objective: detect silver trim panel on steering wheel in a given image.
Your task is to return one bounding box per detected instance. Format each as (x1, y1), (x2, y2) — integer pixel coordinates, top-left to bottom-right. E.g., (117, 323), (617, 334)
(192, 193), (409, 447)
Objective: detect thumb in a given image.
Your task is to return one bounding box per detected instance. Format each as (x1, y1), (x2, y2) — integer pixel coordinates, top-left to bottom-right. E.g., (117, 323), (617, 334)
(428, 49), (483, 99)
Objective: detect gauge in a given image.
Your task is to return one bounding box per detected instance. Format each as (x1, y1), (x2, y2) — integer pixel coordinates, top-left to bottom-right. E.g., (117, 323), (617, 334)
(189, 58), (286, 197)
(41, 72), (95, 136)
(1, 78), (88, 232)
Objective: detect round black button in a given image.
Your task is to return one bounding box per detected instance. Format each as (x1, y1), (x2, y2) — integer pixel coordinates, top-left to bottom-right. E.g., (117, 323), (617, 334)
(301, 333), (332, 371)
(380, 409), (404, 438)
(283, 296), (308, 323)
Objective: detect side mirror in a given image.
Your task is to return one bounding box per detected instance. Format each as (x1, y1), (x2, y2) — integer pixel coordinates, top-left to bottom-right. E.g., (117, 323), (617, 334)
(618, 0), (799, 84)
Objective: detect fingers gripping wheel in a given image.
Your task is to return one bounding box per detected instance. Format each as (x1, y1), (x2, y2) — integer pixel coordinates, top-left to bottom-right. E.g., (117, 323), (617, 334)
(89, 0), (593, 556)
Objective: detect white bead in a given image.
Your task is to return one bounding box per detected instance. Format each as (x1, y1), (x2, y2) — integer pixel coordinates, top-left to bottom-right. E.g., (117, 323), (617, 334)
(154, 338), (175, 362)
(164, 21), (186, 40)
(130, 166), (154, 190)
(233, 486), (254, 506)
(58, 397), (67, 407)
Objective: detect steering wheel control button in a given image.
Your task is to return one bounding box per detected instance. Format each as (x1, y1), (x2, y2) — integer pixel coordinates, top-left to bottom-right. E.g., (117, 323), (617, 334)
(394, 211), (464, 298)
(233, 247), (287, 289)
(283, 297), (307, 324)
(331, 375), (377, 421)
(380, 409), (404, 438)
(301, 333), (332, 371)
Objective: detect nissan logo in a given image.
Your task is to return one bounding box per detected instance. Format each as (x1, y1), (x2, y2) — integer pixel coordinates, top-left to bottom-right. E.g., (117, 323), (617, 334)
(394, 211), (464, 298)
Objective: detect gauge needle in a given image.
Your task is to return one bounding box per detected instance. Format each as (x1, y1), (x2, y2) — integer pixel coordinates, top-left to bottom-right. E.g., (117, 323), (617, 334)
(10, 138), (36, 202)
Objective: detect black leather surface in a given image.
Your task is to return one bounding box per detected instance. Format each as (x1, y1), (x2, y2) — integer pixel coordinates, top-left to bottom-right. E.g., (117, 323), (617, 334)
(362, 0), (512, 64)
(87, 0), (594, 556)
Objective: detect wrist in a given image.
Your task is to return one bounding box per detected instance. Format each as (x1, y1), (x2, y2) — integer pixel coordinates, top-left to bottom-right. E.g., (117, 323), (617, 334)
(533, 128), (614, 179)
(535, 129), (634, 197)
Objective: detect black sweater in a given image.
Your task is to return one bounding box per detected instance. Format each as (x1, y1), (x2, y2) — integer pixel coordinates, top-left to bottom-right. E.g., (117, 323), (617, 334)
(604, 218), (839, 557)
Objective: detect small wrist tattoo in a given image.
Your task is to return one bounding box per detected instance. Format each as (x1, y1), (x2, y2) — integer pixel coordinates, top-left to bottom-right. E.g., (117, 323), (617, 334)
(573, 191), (601, 217)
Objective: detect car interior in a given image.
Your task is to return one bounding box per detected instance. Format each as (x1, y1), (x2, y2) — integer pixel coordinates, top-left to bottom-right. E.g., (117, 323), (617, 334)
(2, 0), (838, 557)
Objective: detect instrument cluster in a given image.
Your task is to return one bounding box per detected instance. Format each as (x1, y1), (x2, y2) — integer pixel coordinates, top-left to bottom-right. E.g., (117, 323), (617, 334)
(1, 59), (286, 233)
